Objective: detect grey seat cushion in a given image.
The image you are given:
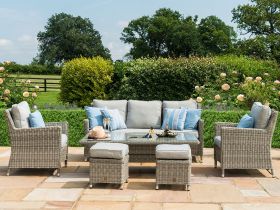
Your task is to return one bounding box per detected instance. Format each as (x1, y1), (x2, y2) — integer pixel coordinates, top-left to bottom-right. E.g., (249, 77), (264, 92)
(163, 99), (198, 110)
(214, 136), (221, 148)
(93, 99), (127, 122)
(126, 100), (162, 129)
(90, 142), (129, 159)
(250, 102), (271, 129)
(61, 134), (68, 148)
(156, 144), (191, 160)
(11, 101), (31, 128)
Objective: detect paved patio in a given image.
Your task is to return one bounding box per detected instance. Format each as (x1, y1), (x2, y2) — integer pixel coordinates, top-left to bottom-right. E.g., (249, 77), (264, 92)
(0, 147), (280, 210)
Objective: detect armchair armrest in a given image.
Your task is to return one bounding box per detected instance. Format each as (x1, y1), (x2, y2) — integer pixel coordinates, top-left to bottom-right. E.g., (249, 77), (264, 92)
(84, 119), (89, 135)
(46, 122), (68, 135)
(215, 122), (238, 136)
(198, 119), (204, 145)
(11, 126), (62, 147)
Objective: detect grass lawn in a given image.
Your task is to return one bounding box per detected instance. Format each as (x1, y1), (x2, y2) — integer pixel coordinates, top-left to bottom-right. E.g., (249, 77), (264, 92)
(10, 74), (61, 79)
(34, 91), (61, 108)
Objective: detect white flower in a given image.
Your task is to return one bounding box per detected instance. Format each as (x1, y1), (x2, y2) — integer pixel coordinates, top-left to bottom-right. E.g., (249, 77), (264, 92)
(196, 97), (203, 103)
(4, 89), (10, 95)
(23, 91), (29, 98)
(195, 86), (200, 92)
(220, 73), (226, 78)
(3, 61), (11, 65)
(264, 73), (269, 76)
(232, 71), (238, 75)
(0, 67), (5, 72)
(0, 78), (3, 84)
(237, 94), (245, 102)
(214, 94), (221, 101)
(221, 83), (230, 91)
(26, 79), (31, 84)
(261, 82), (265, 87)
(245, 77), (253, 81)
(34, 85), (40, 90)
(274, 80), (280, 85)
(32, 92), (37, 98)
(255, 76), (262, 82)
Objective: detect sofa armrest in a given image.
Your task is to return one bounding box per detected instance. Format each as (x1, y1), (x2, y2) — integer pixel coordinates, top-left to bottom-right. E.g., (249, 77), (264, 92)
(84, 119), (90, 135)
(215, 122), (238, 136)
(11, 126), (62, 148)
(46, 122), (68, 135)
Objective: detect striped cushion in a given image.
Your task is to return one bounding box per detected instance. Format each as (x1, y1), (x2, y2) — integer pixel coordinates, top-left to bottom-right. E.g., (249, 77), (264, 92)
(101, 109), (127, 131)
(161, 108), (187, 130)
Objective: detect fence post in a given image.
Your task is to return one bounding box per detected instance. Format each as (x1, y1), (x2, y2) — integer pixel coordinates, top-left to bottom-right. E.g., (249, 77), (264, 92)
(44, 79), (47, 92)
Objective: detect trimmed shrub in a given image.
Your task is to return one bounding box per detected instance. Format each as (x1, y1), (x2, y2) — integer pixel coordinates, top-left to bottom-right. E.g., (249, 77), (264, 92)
(1, 109), (279, 148)
(60, 57), (114, 107)
(111, 56), (280, 101)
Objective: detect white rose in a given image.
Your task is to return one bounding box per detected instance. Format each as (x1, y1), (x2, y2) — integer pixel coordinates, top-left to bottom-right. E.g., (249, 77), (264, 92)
(264, 73), (269, 76)
(35, 85), (40, 90)
(32, 92), (37, 98)
(220, 73), (226, 78)
(274, 80), (280, 85)
(0, 78), (3, 84)
(232, 71), (238, 75)
(4, 89), (10, 95)
(237, 94), (245, 102)
(221, 83), (230, 91)
(26, 79), (31, 84)
(196, 97), (203, 103)
(23, 91), (30, 98)
(195, 86), (200, 92)
(255, 76), (262, 82)
(261, 82), (265, 86)
(246, 77), (253, 81)
(3, 61), (11, 65)
(214, 94), (221, 101)
(0, 67), (5, 72)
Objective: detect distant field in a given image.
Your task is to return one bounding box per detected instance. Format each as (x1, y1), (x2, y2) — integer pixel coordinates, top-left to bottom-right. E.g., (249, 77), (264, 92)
(10, 74), (61, 92)
(34, 91), (61, 108)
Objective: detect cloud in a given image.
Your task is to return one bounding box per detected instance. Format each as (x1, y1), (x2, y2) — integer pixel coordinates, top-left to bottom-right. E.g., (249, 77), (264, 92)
(117, 20), (129, 28)
(0, 38), (13, 47)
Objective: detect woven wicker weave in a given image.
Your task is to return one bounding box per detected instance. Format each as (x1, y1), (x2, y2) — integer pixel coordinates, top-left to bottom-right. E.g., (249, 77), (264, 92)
(156, 159), (191, 191)
(82, 119), (204, 162)
(214, 110), (278, 177)
(89, 155), (129, 189)
(5, 109), (68, 176)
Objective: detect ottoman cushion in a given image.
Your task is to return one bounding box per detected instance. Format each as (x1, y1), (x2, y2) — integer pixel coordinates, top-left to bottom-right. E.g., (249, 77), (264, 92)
(90, 143), (129, 159)
(156, 144), (191, 160)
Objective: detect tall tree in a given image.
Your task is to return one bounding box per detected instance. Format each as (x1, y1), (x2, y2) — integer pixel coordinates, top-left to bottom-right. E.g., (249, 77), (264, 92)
(36, 13), (111, 65)
(121, 8), (202, 59)
(232, 0), (280, 61)
(198, 16), (237, 55)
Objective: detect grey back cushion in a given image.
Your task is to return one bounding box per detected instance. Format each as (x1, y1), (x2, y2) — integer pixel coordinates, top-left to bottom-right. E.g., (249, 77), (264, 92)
(163, 99), (198, 110)
(126, 100), (162, 128)
(11, 101), (31, 128)
(250, 102), (271, 129)
(93, 99), (127, 121)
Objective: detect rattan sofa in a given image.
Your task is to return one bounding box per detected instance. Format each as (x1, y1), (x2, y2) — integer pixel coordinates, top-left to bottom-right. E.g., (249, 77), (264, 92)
(83, 99), (204, 162)
(5, 109), (68, 176)
(214, 109), (278, 177)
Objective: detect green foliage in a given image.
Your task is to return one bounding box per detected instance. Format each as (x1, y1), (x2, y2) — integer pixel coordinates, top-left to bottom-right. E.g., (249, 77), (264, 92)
(37, 13), (111, 65)
(232, 0), (280, 62)
(0, 62), (61, 75)
(60, 57), (113, 107)
(198, 16), (237, 55)
(1, 109), (280, 148)
(111, 56), (280, 101)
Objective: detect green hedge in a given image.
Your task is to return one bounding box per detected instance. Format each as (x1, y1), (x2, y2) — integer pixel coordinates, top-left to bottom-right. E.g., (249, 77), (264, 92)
(1, 109), (280, 148)
(111, 56), (280, 101)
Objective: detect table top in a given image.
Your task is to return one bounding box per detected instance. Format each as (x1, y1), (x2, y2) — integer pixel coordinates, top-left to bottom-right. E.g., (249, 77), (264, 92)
(80, 131), (199, 145)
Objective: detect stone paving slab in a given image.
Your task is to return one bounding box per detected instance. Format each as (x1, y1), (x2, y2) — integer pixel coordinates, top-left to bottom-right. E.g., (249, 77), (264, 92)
(0, 201), (45, 209)
(23, 188), (83, 201)
(162, 203), (221, 210)
(222, 203), (280, 210)
(240, 190), (270, 197)
(74, 201), (132, 210)
(44, 173), (88, 183)
(257, 179), (280, 196)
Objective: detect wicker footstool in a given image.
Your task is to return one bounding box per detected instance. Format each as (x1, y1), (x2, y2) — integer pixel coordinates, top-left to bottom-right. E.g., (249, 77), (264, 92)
(89, 142), (129, 190)
(156, 144), (192, 191)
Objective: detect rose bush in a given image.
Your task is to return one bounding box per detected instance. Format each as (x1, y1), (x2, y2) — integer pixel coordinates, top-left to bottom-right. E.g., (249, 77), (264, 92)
(0, 64), (39, 108)
(194, 71), (280, 110)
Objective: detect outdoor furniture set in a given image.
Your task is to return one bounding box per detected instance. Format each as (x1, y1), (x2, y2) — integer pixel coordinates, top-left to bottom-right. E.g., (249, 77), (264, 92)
(4, 99), (278, 191)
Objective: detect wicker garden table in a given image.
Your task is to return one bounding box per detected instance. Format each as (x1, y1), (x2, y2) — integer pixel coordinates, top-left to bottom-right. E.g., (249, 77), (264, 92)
(80, 132), (200, 162)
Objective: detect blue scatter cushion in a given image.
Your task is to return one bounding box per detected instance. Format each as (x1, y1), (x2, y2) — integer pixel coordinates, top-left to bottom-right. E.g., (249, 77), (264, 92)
(101, 109), (127, 131)
(181, 108), (202, 129)
(29, 110), (45, 128)
(85, 106), (104, 129)
(237, 114), (254, 128)
(161, 108), (187, 130)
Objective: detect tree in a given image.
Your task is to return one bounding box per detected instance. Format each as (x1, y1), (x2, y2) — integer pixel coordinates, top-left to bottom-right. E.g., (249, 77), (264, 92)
(198, 16), (237, 55)
(121, 8), (202, 59)
(36, 13), (111, 65)
(232, 0), (280, 62)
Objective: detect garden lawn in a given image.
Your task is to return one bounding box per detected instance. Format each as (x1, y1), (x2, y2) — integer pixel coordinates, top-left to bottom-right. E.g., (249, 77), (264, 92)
(35, 91), (61, 108)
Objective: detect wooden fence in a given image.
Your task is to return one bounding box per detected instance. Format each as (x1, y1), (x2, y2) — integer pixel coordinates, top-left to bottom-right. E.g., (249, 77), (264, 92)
(14, 77), (61, 92)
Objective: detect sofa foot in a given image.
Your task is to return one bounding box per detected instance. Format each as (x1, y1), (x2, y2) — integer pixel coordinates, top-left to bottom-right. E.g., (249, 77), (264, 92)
(155, 184), (159, 190)
(186, 185), (190, 191)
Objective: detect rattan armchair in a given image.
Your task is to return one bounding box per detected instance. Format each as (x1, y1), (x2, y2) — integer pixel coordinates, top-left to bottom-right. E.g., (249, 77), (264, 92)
(214, 110), (278, 177)
(5, 109), (68, 176)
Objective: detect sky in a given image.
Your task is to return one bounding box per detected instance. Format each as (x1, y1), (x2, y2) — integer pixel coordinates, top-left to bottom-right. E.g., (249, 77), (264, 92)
(0, 0), (249, 64)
